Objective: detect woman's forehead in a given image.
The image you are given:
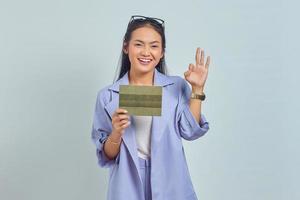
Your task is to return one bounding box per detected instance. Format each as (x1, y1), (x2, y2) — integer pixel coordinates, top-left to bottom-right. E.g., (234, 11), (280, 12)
(130, 27), (162, 42)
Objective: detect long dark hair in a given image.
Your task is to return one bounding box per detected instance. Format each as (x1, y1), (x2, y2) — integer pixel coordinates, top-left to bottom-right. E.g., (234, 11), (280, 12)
(116, 16), (167, 81)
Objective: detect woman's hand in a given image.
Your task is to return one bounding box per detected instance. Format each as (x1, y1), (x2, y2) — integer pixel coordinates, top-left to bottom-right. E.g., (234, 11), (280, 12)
(104, 108), (130, 159)
(184, 48), (211, 91)
(111, 108), (131, 136)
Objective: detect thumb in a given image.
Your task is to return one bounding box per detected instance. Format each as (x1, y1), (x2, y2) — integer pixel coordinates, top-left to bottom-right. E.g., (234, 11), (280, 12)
(184, 70), (191, 78)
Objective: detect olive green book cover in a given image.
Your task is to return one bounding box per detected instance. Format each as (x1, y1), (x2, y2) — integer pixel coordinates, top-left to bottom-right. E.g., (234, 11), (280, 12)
(119, 85), (162, 116)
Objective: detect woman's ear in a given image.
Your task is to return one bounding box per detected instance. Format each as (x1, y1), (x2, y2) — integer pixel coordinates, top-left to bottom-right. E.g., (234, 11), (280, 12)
(160, 51), (164, 59)
(123, 42), (128, 54)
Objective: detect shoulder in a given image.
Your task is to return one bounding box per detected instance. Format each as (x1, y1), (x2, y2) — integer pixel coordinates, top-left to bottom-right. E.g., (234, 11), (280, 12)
(165, 74), (190, 91)
(159, 74), (191, 103)
(96, 84), (113, 105)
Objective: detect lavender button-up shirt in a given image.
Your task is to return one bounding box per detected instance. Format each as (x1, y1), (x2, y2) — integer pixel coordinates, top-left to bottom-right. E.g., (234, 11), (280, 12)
(91, 69), (209, 200)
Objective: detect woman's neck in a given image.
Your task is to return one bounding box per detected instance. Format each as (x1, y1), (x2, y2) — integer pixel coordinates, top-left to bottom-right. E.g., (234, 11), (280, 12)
(128, 69), (154, 86)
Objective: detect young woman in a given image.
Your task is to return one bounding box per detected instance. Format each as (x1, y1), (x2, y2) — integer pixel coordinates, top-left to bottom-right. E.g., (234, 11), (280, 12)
(91, 15), (211, 200)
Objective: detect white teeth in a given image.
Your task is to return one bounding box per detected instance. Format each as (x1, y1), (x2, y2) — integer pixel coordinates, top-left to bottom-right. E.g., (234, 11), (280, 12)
(139, 58), (151, 62)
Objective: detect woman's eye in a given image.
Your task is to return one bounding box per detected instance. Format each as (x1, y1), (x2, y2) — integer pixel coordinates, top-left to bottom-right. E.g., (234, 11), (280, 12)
(152, 46), (158, 48)
(135, 44), (142, 46)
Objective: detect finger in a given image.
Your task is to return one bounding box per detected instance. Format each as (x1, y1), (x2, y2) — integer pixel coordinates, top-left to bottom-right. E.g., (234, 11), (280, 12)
(191, 64), (195, 71)
(195, 47), (200, 66)
(118, 114), (130, 120)
(122, 121), (131, 128)
(113, 109), (127, 118)
(200, 49), (204, 66)
(120, 118), (130, 125)
(118, 119), (130, 127)
(112, 113), (129, 125)
(115, 123), (130, 134)
(116, 108), (128, 114)
(112, 114), (121, 124)
(112, 113), (124, 121)
(189, 63), (195, 71)
(184, 71), (188, 77)
(116, 121), (130, 130)
(205, 56), (211, 69)
(184, 70), (191, 77)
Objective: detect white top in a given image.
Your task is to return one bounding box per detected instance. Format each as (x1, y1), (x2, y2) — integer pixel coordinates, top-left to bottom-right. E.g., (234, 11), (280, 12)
(132, 116), (152, 159)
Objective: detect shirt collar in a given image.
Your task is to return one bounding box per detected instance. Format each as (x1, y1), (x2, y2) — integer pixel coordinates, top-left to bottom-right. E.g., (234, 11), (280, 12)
(108, 68), (174, 92)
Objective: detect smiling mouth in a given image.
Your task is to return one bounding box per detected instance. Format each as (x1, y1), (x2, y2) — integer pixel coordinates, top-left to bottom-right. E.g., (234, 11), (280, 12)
(138, 58), (152, 65)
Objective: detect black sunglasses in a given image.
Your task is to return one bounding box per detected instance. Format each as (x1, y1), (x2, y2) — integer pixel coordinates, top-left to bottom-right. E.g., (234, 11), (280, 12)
(128, 15), (165, 28)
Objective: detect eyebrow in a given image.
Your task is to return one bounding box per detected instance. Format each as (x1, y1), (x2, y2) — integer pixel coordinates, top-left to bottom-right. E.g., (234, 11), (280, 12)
(133, 40), (160, 44)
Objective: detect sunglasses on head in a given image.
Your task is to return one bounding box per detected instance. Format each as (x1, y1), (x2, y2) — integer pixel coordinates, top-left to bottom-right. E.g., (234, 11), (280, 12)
(128, 15), (165, 29)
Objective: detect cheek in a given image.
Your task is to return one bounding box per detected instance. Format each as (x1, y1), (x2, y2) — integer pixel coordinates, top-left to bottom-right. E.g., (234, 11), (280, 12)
(155, 50), (164, 59)
(127, 48), (136, 59)
(128, 46), (140, 57)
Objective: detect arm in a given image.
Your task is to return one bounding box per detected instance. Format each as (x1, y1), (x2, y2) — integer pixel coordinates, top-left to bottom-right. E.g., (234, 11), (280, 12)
(103, 132), (122, 160)
(178, 47), (211, 140)
(184, 47), (210, 125)
(91, 91), (129, 167)
(189, 86), (204, 123)
(103, 108), (130, 160)
(177, 80), (209, 140)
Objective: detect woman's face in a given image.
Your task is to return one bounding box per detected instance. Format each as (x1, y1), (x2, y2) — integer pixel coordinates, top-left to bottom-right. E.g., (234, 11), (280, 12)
(124, 26), (164, 74)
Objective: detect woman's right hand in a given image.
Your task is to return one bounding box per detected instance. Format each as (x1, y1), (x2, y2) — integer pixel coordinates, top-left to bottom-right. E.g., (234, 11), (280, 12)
(104, 108), (130, 159)
(111, 108), (131, 136)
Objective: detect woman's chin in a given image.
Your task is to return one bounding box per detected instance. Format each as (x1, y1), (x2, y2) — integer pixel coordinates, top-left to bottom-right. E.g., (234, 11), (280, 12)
(133, 65), (155, 74)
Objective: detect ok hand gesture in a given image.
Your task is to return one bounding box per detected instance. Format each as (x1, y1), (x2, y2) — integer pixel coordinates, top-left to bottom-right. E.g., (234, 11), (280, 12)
(184, 48), (211, 91)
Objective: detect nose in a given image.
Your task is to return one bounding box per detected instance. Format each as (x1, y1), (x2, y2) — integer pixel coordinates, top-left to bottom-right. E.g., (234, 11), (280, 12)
(141, 46), (150, 56)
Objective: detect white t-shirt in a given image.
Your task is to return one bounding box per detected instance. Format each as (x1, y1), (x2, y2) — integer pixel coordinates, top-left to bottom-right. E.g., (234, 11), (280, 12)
(132, 116), (152, 160)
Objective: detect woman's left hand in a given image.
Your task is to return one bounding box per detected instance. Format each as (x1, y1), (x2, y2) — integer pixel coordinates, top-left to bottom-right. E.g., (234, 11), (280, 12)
(184, 48), (211, 91)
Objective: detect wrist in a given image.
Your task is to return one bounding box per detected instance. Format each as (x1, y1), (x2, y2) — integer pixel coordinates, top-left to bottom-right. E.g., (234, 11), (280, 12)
(110, 131), (122, 142)
(192, 86), (204, 93)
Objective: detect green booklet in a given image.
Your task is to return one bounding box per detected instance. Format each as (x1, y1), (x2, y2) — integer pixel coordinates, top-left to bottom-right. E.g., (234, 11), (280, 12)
(119, 85), (162, 116)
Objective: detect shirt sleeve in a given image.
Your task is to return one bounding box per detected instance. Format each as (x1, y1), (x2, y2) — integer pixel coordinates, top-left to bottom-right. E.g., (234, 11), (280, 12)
(91, 90), (118, 168)
(177, 78), (210, 141)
